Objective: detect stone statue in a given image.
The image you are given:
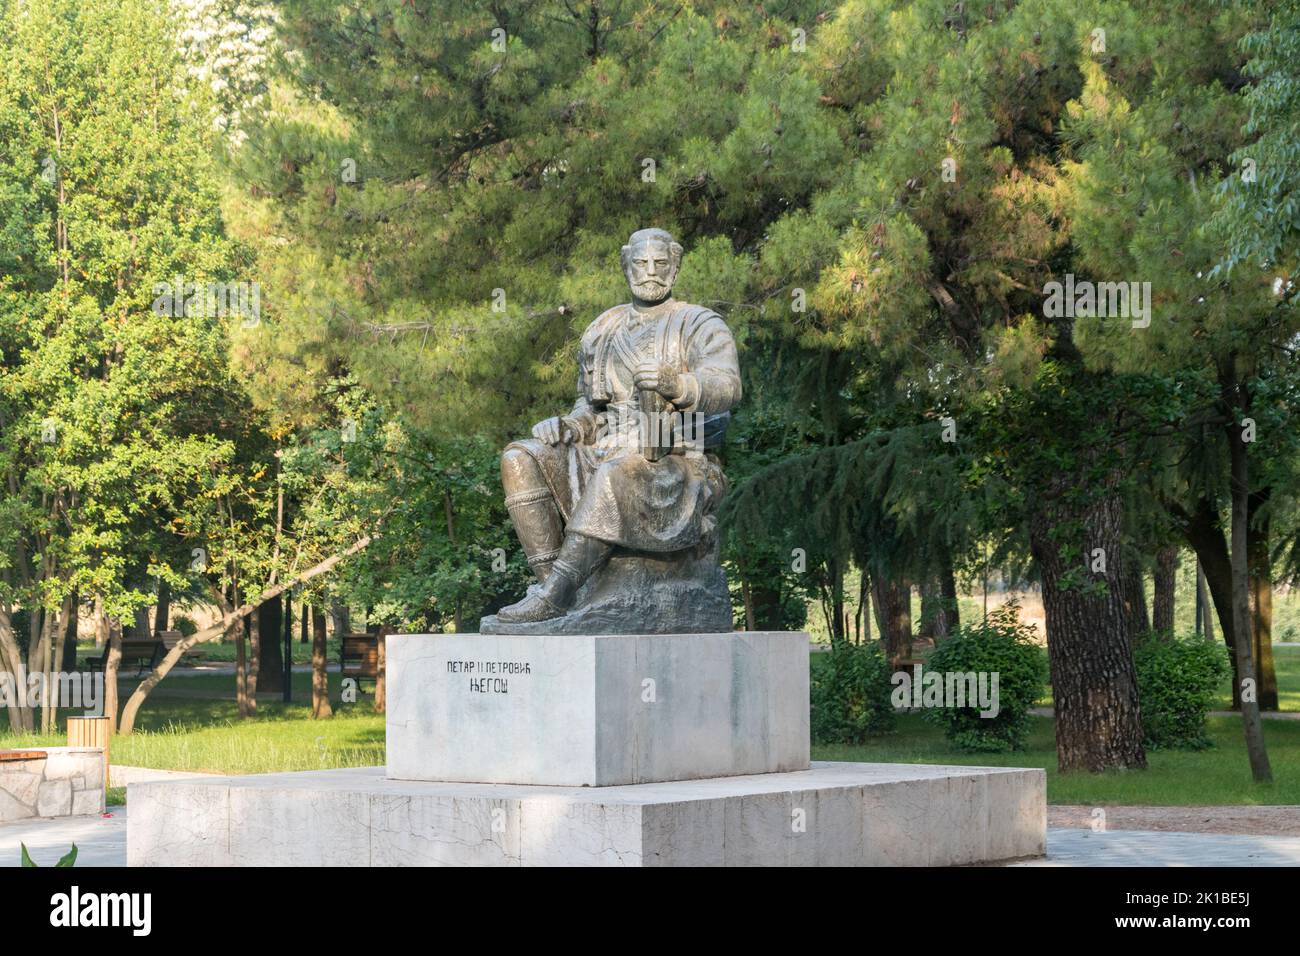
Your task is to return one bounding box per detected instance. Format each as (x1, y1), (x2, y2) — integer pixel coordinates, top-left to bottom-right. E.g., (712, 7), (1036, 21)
(479, 228), (741, 634)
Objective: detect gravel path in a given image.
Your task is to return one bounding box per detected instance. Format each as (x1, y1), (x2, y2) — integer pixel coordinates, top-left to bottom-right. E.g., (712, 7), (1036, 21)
(1050, 804), (1300, 836)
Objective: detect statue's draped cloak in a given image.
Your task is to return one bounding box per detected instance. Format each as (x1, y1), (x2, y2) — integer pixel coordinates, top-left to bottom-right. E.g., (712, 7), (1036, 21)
(508, 300), (742, 553)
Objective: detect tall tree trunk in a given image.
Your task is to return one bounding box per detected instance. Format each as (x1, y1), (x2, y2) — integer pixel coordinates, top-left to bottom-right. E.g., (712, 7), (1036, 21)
(93, 596), (107, 649)
(246, 602), (261, 716)
(830, 560), (846, 643)
(257, 596), (284, 694)
(1177, 497), (1240, 704)
(229, 581), (247, 717)
(1247, 489), (1278, 711)
(1030, 477), (1146, 772)
(311, 606), (332, 719)
(937, 556), (959, 640)
(863, 575), (872, 642)
(1152, 546), (1178, 635)
(153, 581), (170, 634)
(27, 606), (43, 676)
(0, 611), (33, 732)
(103, 620), (123, 734)
(281, 595), (293, 702)
(443, 489), (463, 633)
(855, 571), (871, 644)
(919, 579), (939, 643)
(750, 578), (783, 631)
(40, 597), (72, 734)
(234, 614), (251, 718)
(1197, 560), (1216, 643)
(61, 594), (79, 673)
(373, 629), (387, 714)
(330, 601), (350, 640)
(38, 603), (55, 733)
(1224, 369), (1272, 782)
(872, 575), (912, 662)
(45, 594), (73, 732)
(1119, 560), (1150, 638)
(920, 557), (959, 642)
(131, 606), (152, 640)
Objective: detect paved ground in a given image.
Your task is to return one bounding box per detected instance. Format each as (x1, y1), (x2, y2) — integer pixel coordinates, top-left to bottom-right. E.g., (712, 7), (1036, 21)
(1029, 706), (1300, 720)
(5, 811), (1300, 867)
(1050, 804), (1300, 835)
(109, 765), (217, 787)
(1013, 828), (1300, 866)
(149, 662), (339, 677)
(0, 809), (127, 867)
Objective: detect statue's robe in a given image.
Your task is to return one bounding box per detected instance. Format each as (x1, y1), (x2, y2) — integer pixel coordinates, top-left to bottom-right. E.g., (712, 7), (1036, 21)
(508, 299), (741, 553)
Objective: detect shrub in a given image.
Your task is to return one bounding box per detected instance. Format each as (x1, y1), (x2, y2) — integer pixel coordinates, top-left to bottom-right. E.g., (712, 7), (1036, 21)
(173, 615), (198, 637)
(810, 640), (895, 743)
(923, 604), (1049, 752)
(1133, 633), (1228, 749)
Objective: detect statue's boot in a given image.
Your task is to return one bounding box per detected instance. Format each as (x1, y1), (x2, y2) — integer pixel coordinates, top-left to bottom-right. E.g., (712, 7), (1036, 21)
(504, 485), (564, 581)
(495, 532), (612, 624)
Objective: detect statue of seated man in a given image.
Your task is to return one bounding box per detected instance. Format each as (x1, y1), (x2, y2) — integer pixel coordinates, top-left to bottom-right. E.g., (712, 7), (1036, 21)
(490, 228), (741, 629)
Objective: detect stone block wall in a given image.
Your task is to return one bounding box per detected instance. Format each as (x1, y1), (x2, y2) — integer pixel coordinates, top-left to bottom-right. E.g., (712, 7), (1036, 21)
(0, 747), (105, 823)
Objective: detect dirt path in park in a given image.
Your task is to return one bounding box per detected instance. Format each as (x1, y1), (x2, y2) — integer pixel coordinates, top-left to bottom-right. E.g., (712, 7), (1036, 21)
(1050, 805), (1300, 836)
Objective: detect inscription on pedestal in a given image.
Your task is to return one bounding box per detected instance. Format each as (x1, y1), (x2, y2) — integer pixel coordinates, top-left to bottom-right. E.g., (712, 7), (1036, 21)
(446, 658), (533, 695)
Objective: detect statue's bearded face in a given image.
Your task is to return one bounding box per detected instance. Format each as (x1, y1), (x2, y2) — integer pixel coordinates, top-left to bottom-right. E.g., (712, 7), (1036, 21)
(623, 239), (677, 304)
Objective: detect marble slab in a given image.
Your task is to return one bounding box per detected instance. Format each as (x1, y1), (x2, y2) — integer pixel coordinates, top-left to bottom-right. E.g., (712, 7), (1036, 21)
(386, 631), (810, 786)
(127, 762), (1046, 867)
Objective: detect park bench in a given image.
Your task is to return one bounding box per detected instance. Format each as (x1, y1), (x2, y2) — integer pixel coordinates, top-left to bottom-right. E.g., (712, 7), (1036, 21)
(0, 750), (46, 762)
(340, 633), (381, 682)
(94, 639), (164, 677)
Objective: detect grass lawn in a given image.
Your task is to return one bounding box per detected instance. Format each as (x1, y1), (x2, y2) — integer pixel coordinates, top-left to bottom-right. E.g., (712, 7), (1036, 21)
(1243, 644), (1300, 711)
(807, 644), (1300, 805)
(1, 672), (385, 776)
(74, 635), (340, 667)
(814, 714), (1300, 806)
(4, 645), (1298, 809)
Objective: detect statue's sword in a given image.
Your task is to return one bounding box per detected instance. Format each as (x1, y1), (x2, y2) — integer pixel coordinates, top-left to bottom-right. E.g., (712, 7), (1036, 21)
(613, 321), (672, 462)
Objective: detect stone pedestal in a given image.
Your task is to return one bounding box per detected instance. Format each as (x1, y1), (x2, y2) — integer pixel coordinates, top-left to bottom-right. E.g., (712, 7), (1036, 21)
(126, 629), (1048, 867)
(127, 763), (1045, 867)
(387, 631), (810, 786)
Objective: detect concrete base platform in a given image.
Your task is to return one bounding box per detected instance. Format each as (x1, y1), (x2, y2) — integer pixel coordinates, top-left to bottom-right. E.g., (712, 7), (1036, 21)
(127, 762), (1045, 867)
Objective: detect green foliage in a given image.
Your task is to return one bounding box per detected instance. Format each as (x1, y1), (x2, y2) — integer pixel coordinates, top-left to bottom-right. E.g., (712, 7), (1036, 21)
(924, 604), (1049, 752)
(20, 842), (77, 867)
(810, 641), (895, 744)
(1212, 0), (1300, 285)
(0, 0), (256, 734)
(1133, 633), (1230, 750)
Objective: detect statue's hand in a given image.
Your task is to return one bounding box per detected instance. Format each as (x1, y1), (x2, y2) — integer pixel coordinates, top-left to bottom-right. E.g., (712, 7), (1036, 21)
(632, 362), (683, 401)
(532, 415), (579, 446)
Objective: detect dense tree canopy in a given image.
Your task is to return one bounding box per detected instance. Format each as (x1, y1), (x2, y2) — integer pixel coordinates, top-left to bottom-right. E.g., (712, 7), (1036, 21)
(0, 0), (1295, 779)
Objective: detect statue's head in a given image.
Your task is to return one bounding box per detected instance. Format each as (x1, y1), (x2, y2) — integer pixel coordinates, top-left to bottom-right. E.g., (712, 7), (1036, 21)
(621, 228), (683, 305)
